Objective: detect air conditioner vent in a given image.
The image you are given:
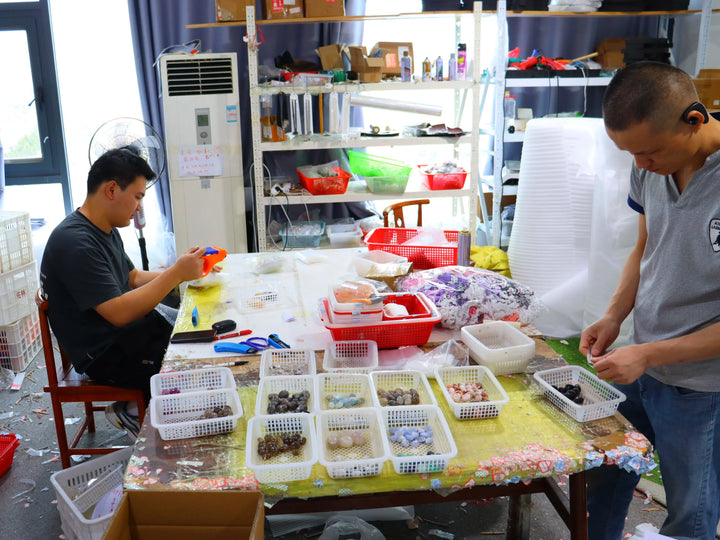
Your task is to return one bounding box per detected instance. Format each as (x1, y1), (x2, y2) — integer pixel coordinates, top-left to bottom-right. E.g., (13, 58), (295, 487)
(165, 57), (234, 96)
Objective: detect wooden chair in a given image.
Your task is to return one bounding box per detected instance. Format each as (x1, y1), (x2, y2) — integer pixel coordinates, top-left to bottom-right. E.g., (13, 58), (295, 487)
(382, 199), (430, 228)
(36, 290), (146, 468)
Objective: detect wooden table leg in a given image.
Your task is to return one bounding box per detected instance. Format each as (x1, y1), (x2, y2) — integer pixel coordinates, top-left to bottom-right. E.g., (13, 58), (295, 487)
(507, 493), (533, 540)
(569, 471), (588, 540)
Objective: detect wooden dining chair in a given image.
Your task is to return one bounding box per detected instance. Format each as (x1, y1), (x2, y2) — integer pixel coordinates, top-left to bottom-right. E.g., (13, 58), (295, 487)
(36, 290), (146, 468)
(382, 199), (430, 228)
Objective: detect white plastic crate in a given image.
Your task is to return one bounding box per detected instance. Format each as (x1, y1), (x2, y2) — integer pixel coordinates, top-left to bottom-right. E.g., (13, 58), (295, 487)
(0, 311), (41, 371)
(0, 211), (33, 273)
(150, 388), (243, 440)
(255, 374), (316, 416)
(260, 348), (316, 377)
(534, 366), (627, 422)
(326, 223), (363, 247)
(461, 321), (535, 375)
(323, 340), (378, 374)
(150, 367), (236, 397)
(329, 282), (383, 316)
(352, 250), (408, 278)
(371, 370), (437, 408)
(435, 365), (510, 420)
(317, 408), (389, 479)
(246, 413), (318, 483)
(50, 446), (132, 540)
(316, 372), (373, 411)
(381, 405), (457, 475)
(0, 260), (38, 326)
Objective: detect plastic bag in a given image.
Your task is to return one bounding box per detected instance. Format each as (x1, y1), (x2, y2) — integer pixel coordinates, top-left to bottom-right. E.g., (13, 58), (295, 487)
(396, 266), (540, 329)
(403, 227), (453, 247)
(318, 516), (386, 540)
(405, 339), (469, 378)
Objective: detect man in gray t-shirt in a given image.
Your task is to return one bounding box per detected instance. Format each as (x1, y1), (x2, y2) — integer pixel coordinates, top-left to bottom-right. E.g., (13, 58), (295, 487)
(580, 62), (720, 540)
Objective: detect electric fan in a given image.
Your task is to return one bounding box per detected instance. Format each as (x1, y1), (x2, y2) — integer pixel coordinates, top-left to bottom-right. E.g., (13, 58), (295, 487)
(88, 117), (167, 270)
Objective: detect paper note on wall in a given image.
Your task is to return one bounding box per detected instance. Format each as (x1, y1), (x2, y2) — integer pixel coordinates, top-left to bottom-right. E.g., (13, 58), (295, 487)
(179, 145), (223, 177)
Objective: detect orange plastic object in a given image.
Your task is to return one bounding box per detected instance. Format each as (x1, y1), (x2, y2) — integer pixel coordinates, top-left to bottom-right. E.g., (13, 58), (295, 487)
(201, 246), (227, 276)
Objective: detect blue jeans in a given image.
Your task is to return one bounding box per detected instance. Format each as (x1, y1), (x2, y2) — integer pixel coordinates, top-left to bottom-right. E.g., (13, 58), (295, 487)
(587, 374), (720, 540)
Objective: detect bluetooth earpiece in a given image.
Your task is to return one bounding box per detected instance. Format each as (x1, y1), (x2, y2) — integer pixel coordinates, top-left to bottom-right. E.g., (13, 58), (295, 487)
(681, 102), (709, 126)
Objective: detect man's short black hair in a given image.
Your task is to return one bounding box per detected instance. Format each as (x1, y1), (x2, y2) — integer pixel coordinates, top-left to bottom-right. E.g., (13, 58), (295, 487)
(603, 61), (699, 132)
(87, 147), (156, 194)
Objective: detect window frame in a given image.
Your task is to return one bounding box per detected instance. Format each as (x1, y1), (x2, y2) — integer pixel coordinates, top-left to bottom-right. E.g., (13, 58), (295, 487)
(1, 0), (71, 214)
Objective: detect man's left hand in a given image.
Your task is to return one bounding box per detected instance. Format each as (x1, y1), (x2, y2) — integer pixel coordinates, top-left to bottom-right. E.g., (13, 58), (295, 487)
(591, 344), (649, 385)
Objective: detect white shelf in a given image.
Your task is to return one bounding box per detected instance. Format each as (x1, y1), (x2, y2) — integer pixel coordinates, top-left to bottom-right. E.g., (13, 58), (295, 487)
(503, 75), (613, 87)
(258, 134), (471, 152)
(265, 185), (473, 206)
(254, 80), (475, 95)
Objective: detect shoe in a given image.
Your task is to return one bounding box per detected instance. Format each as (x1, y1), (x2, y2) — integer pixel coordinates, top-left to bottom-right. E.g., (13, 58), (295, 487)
(105, 401), (140, 441)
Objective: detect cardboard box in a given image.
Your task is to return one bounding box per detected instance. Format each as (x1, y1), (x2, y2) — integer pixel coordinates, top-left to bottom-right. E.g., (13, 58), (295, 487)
(215, 0), (256, 22)
(101, 491), (264, 540)
(317, 44), (345, 71)
(595, 38), (625, 69)
(262, 0), (304, 19)
(305, 0), (345, 17)
(694, 69), (720, 110)
(371, 42), (414, 77)
(348, 46), (384, 83)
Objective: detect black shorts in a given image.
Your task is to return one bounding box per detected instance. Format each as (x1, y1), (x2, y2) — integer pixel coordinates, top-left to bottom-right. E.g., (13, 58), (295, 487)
(84, 310), (171, 398)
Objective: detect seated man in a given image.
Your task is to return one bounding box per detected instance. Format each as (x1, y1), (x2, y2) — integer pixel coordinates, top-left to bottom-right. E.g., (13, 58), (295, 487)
(40, 147), (205, 439)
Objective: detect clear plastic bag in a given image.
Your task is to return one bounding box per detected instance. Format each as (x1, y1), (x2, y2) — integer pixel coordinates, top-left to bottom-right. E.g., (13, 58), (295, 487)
(405, 340), (469, 379)
(318, 516), (386, 540)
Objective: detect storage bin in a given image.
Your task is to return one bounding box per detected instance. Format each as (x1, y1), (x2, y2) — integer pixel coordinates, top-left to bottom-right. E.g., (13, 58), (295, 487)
(381, 405), (457, 474)
(371, 369), (437, 408)
(323, 340), (378, 373)
(0, 311), (41, 371)
(316, 372), (374, 411)
(534, 366), (627, 422)
(279, 220), (325, 248)
(255, 374), (316, 416)
(381, 292), (436, 320)
(435, 365), (510, 420)
(50, 446), (133, 540)
(363, 228), (459, 270)
(320, 298), (440, 349)
(296, 166), (351, 195)
(362, 174), (411, 194)
(260, 348), (316, 378)
(150, 367), (236, 397)
(419, 166), (468, 190)
(353, 250), (408, 277)
(328, 281), (383, 323)
(0, 211), (33, 273)
(317, 408), (389, 479)
(0, 434), (19, 477)
(0, 260), (38, 326)
(149, 388), (243, 440)
(326, 222), (363, 247)
(461, 321), (535, 375)
(246, 413), (318, 483)
(348, 150), (412, 178)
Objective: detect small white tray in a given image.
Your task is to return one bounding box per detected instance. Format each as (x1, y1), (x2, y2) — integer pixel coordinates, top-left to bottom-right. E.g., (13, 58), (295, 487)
(150, 367), (235, 397)
(323, 340), (378, 374)
(434, 365), (510, 420)
(316, 372), (373, 411)
(255, 374), (316, 416)
(370, 370), (437, 408)
(260, 348), (316, 378)
(461, 321), (535, 375)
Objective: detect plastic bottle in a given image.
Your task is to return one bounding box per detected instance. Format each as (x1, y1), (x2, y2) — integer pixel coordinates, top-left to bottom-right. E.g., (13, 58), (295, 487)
(435, 55), (443, 81)
(422, 57), (432, 82)
(456, 229), (471, 266)
(457, 43), (467, 80)
(504, 91), (517, 134)
(448, 53), (457, 81)
(400, 51), (412, 82)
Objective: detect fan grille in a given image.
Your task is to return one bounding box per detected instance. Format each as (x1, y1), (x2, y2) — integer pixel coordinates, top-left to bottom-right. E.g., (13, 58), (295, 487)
(165, 57), (234, 96)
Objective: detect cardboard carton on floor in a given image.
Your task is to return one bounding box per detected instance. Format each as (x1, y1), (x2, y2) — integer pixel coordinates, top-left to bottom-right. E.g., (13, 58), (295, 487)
(348, 46), (384, 83)
(101, 491), (264, 540)
(305, 0), (345, 17)
(262, 0), (304, 19)
(694, 69), (720, 110)
(215, 0), (256, 21)
(371, 42), (414, 77)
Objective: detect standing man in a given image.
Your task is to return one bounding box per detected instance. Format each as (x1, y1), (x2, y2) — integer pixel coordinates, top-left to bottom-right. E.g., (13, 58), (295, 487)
(41, 147), (205, 439)
(580, 62), (720, 540)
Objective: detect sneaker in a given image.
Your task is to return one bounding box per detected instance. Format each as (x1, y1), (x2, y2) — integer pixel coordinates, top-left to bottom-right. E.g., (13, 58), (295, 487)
(105, 401), (140, 441)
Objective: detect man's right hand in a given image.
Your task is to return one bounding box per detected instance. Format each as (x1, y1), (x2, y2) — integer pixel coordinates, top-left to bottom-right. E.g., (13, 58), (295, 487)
(173, 246), (206, 282)
(579, 315), (621, 358)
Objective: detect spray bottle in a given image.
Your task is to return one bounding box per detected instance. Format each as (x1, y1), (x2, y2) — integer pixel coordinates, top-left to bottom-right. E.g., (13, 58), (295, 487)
(435, 56), (443, 81)
(448, 53), (458, 81)
(457, 43), (467, 80)
(400, 50), (412, 82)
(422, 57), (432, 82)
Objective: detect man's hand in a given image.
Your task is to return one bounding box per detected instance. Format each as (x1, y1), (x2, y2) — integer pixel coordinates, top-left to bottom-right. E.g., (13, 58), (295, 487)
(172, 246), (205, 282)
(591, 345), (649, 385)
(579, 315), (621, 358)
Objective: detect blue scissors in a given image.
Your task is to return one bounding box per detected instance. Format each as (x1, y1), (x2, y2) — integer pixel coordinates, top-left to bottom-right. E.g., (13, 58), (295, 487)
(214, 337), (270, 355)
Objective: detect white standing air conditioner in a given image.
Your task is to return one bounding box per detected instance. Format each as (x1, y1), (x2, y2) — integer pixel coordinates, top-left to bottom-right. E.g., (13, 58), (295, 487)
(159, 52), (248, 255)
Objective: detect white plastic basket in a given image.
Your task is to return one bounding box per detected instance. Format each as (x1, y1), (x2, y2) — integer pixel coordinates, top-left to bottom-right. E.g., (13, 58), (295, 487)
(316, 372), (373, 411)
(323, 340), (378, 373)
(0, 260), (38, 326)
(353, 250), (408, 278)
(370, 370), (437, 408)
(381, 405), (457, 474)
(461, 321), (535, 375)
(0, 211), (33, 273)
(246, 413), (318, 483)
(317, 408), (389, 479)
(50, 446), (132, 540)
(150, 388), (243, 440)
(0, 311), (41, 371)
(255, 374), (316, 416)
(326, 223), (363, 248)
(150, 367), (236, 397)
(434, 365), (510, 420)
(260, 348), (316, 377)
(534, 366), (627, 422)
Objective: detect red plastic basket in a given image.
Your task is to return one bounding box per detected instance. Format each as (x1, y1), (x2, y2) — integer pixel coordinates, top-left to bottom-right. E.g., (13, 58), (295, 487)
(418, 166), (468, 190)
(320, 298), (440, 349)
(363, 228), (459, 269)
(296, 167), (351, 195)
(382, 292), (435, 320)
(0, 434), (19, 476)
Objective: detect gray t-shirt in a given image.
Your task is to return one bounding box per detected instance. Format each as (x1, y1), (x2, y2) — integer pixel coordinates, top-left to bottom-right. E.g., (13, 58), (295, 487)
(628, 150), (720, 391)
